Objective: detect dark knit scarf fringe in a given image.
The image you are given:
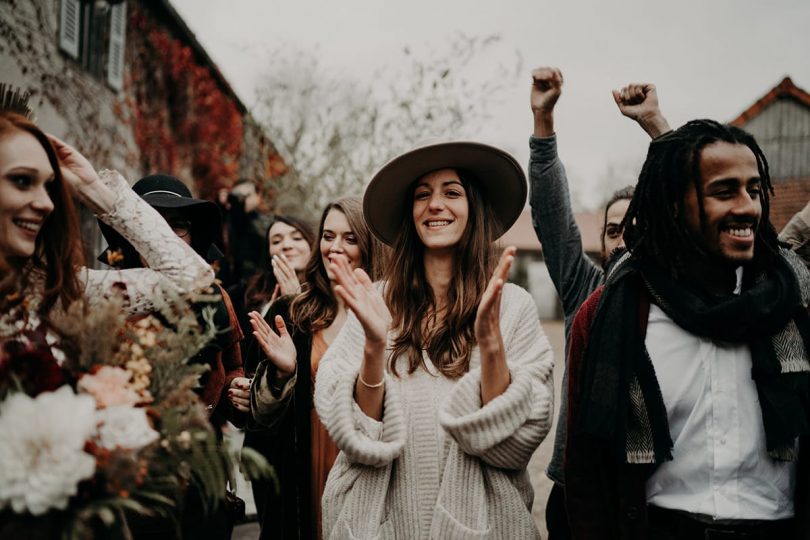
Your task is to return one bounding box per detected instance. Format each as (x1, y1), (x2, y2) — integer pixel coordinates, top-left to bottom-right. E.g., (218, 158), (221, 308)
(578, 250), (810, 464)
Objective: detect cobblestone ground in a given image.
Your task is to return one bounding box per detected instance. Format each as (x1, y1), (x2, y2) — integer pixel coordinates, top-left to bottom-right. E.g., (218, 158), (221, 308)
(233, 319), (566, 540)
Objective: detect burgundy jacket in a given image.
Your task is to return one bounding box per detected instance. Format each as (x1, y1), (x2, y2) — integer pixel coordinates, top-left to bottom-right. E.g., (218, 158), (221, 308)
(199, 284), (247, 428)
(564, 286), (810, 539)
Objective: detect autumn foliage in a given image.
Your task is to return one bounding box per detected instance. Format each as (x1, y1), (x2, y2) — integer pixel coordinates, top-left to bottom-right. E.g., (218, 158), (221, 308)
(127, 6), (243, 199)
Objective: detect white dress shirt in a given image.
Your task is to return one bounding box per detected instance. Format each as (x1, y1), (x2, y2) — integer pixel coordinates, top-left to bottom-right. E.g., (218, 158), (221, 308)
(644, 294), (797, 519)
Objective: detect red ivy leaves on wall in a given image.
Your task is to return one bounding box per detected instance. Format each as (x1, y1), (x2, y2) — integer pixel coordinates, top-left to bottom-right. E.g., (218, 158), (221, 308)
(127, 6), (243, 199)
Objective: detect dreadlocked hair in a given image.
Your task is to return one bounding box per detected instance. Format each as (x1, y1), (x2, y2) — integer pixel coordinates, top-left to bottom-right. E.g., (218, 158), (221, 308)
(623, 119), (780, 277)
(384, 169), (498, 379)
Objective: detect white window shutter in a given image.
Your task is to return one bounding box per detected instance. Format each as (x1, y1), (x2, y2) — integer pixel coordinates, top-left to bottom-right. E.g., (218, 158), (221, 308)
(107, 1), (127, 91)
(59, 0), (81, 59)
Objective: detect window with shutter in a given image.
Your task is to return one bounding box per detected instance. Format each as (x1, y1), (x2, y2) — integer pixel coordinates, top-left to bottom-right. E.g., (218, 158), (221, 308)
(107, 2), (127, 91)
(57, 0), (128, 93)
(59, 0), (81, 59)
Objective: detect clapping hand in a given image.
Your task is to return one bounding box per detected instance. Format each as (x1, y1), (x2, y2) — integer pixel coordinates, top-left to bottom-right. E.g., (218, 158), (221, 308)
(329, 254), (391, 346)
(272, 254), (302, 297)
(475, 246), (516, 347)
(248, 312), (297, 377)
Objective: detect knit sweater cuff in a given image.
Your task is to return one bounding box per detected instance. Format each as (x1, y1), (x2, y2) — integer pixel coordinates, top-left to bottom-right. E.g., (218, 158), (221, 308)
(323, 371), (406, 467)
(352, 400), (383, 440)
(439, 364), (544, 468)
(529, 134), (558, 163)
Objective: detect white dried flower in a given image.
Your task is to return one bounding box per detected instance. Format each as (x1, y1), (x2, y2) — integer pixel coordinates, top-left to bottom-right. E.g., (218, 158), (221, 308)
(0, 387), (97, 515)
(95, 406), (159, 450)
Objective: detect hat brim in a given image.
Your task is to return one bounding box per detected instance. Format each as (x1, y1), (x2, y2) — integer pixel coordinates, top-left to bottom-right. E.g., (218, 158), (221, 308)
(97, 200), (222, 268)
(363, 141), (527, 246)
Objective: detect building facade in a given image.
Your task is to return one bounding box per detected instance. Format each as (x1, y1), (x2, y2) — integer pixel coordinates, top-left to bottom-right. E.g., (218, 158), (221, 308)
(731, 77), (810, 230)
(1, 0), (285, 260)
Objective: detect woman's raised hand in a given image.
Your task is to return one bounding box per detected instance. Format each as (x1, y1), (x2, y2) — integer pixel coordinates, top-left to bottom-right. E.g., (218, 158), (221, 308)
(272, 254), (302, 297)
(248, 311), (297, 376)
(329, 254), (391, 346)
(46, 135), (101, 190)
(476, 246), (515, 404)
(47, 134), (117, 214)
(475, 246), (516, 346)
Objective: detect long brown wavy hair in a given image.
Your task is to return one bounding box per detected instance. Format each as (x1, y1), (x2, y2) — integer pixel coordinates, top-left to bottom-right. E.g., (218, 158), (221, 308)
(0, 112), (84, 317)
(244, 215), (316, 313)
(384, 169), (498, 379)
(289, 197), (383, 333)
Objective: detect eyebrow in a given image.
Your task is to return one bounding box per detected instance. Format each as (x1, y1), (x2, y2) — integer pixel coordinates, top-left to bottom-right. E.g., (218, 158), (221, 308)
(415, 180), (464, 189)
(706, 177), (761, 189)
(5, 166), (56, 183)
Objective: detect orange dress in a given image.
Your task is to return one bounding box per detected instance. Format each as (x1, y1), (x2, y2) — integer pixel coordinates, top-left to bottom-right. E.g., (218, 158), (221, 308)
(310, 331), (339, 539)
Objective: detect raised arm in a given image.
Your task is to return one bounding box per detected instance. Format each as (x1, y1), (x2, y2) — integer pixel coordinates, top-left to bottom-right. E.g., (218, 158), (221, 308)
(528, 67), (603, 331)
(612, 83), (671, 139)
(48, 136), (213, 314)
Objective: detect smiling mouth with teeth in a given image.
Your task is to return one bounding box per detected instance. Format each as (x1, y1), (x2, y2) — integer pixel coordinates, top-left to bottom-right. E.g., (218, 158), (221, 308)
(14, 219), (42, 232)
(721, 223), (755, 239)
(727, 228), (752, 238)
(426, 220), (452, 228)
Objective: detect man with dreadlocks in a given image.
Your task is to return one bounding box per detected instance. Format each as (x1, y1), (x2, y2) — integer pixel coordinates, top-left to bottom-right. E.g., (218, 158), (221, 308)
(528, 66), (671, 540)
(564, 119), (810, 539)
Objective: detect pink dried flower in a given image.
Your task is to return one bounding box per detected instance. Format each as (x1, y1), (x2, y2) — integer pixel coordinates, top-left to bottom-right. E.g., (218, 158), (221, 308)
(77, 367), (140, 409)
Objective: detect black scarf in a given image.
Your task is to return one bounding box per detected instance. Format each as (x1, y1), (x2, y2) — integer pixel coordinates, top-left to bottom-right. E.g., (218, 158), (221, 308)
(578, 250), (810, 464)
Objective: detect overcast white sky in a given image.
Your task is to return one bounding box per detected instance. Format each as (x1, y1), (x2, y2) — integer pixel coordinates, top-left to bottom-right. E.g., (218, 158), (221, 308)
(171, 0), (810, 210)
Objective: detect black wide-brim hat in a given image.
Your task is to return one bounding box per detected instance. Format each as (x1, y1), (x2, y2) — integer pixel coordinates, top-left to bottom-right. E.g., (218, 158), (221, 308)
(98, 174), (223, 268)
(363, 141), (527, 246)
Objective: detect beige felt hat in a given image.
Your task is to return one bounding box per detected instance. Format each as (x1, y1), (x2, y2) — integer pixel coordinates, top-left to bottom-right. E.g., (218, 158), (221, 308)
(363, 141), (526, 246)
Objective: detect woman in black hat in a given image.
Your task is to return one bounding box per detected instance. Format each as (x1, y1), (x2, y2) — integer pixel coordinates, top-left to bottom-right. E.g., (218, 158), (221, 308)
(311, 142), (555, 538)
(99, 174), (247, 540)
(99, 174), (248, 428)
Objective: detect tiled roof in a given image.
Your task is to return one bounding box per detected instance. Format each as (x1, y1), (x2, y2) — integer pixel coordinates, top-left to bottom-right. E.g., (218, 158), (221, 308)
(500, 209), (603, 255)
(729, 77), (810, 233)
(730, 77), (810, 127)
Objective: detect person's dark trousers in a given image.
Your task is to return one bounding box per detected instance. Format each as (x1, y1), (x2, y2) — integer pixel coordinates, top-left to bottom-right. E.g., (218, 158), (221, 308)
(647, 505), (796, 540)
(545, 482), (572, 540)
(180, 484), (233, 540)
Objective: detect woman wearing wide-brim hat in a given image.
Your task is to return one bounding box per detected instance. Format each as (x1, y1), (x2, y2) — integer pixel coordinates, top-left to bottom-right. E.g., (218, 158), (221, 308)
(313, 141), (555, 539)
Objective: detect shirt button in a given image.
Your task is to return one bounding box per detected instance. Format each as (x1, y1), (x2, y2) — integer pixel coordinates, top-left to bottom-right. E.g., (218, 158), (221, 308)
(719, 438), (726, 445)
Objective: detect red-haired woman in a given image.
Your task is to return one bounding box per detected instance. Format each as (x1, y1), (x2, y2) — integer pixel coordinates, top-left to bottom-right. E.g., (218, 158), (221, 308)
(247, 197), (383, 539)
(313, 142), (555, 538)
(0, 106), (212, 366)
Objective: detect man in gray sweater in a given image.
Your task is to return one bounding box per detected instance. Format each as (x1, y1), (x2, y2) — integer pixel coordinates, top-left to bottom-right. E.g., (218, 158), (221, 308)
(528, 66), (670, 538)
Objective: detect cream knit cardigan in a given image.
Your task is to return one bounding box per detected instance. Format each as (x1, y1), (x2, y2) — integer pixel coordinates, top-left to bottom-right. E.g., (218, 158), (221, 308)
(313, 283), (554, 539)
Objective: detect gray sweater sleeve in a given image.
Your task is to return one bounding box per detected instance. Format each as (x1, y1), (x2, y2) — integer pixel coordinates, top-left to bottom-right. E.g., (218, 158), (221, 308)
(528, 135), (605, 485)
(528, 135), (604, 338)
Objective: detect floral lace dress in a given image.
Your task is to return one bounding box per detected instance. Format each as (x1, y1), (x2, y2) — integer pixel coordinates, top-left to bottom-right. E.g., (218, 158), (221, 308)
(0, 169), (214, 362)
